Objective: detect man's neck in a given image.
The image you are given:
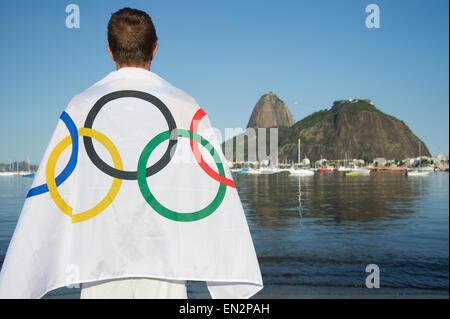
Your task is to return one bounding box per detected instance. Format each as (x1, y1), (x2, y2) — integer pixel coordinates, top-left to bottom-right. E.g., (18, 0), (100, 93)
(115, 62), (151, 71)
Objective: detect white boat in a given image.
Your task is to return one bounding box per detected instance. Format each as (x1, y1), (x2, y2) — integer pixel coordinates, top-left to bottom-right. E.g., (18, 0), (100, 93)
(247, 168), (261, 175)
(259, 168), (276, 175)
(289, 138), (314, 176)
(0, 161), (17, 176)
(0, 171), (16, 176)
(408, 170), (432, 176)
(232, 168), (249, 174)
(338, 153), (353, 172)
(289, 168), (314, 176)
(351, 167), (371, 175)
(410, 142), (433, 175)
(19, 157), (34, 176)
(418, 165), (434, 172)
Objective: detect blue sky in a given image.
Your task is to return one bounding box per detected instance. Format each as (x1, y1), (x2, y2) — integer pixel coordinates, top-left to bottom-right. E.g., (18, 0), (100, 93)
(0, 0), (448, 164)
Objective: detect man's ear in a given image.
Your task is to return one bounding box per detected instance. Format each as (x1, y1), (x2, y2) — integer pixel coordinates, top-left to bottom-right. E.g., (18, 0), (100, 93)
(151, 43), (159, 60)
(107, 44), (115, 61)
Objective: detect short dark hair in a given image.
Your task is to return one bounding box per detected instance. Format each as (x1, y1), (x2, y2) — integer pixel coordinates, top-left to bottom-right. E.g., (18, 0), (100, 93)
(107, 7), (158, 66)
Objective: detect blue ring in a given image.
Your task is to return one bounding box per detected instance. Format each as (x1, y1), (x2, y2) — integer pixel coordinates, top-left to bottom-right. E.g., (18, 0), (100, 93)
(26, 111), (79, 198)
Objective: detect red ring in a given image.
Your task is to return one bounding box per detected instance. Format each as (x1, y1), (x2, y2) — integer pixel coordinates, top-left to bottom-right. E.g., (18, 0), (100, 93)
(189, 108), (236, 188)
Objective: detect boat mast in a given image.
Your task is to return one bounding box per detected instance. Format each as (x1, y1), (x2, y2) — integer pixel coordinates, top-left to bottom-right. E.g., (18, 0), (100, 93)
(298, 138), (301, 165)
(419, 142), (421, 168)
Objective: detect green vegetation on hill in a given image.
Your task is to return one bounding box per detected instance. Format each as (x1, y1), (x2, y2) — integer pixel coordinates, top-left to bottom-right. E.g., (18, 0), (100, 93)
(223, 97), (431, 163)
(278, 99), (430, 161)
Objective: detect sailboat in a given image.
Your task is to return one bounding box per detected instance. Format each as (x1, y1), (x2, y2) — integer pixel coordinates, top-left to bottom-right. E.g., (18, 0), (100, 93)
(289, 139), (314, 176)
(20, 157), (35, 177)
(408, 142), (432, 176)
(0, 160), (15, 176)
(350, 166), (371, 175)
(0, 171), (15, 176)
(0, 161), (16, 176)
(338, 152), (352, 172)
(338, 166), (352, 172)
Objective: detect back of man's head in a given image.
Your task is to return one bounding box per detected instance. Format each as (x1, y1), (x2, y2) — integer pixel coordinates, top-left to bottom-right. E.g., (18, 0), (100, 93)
(108, 7), (158, 66)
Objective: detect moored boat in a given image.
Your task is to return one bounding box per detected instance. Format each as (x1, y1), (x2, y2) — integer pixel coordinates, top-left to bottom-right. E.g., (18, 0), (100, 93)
(345, 172), (358, 177)
(0, 171), (16, 176)
(351, 167), (371, 175)
(418, 165), (434, 172)
(317, 167), (338, 172)
(408, 169), (432, 176)
(289, 168), (314, 176)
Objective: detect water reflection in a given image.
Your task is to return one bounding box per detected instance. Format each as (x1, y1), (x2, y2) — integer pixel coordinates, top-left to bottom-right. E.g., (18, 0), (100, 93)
(237, 173), (429, 229)
(0, 172), (448, 298)
(233, 172), (448, 297)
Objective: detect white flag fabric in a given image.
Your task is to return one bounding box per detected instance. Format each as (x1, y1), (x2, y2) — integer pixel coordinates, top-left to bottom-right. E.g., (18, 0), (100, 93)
(0, 68), (263, 299)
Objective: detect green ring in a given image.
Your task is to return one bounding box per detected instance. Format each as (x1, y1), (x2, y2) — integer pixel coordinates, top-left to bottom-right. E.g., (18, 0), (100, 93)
(137, 129), (227, 222)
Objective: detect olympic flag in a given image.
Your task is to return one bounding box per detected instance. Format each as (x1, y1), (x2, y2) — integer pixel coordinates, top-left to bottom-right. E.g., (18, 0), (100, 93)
(0, 68), (263, 298)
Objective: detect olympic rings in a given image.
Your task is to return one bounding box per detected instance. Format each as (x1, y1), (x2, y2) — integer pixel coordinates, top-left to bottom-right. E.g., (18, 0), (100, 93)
(31, 91), (234, 223)
(27, 111), (79, 198)
(83, 90), (177, 180)
(45, 127), (123, 223)
(189, 108), (236, 188)
(137, 129), (227, 222)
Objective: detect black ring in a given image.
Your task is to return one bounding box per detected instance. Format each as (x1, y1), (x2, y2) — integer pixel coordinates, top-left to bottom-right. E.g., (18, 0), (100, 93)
(83, 90), (178, 180)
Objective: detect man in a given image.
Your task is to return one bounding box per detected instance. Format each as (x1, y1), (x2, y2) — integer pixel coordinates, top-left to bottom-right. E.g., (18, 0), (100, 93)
(80, 7), (187, 299)
(0, 7), (262, 299)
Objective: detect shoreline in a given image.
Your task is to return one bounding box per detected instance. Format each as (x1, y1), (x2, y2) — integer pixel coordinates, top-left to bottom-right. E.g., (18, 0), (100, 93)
(43, 283), (449, 299)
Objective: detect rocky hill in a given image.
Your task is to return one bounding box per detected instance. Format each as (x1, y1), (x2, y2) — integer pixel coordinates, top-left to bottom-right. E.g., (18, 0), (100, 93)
(278, 99), (430, 162)
(247, 92), (295, 128)
(223, 98), (430, 163)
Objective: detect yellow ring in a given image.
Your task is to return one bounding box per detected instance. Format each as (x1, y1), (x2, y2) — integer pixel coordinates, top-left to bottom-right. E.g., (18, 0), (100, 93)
(46, 127), (123, 223)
